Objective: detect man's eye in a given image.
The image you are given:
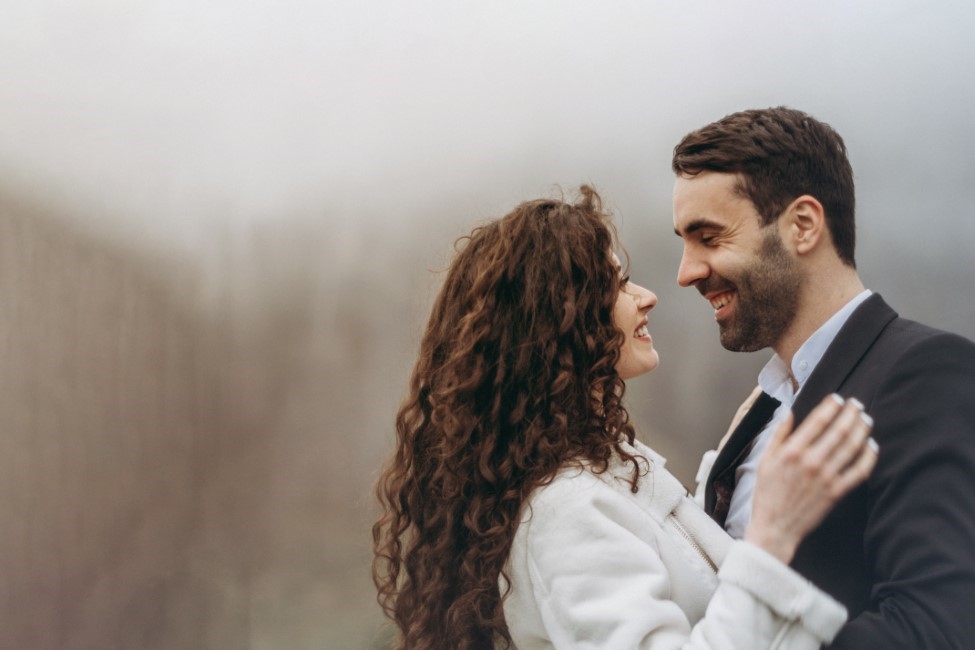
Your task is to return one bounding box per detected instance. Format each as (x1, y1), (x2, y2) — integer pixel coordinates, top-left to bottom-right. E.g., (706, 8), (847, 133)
(700, 235), (716, 245)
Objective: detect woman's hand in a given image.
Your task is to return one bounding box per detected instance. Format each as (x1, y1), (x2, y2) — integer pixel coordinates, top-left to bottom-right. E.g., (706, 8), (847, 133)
(744, 394), (878, 564)
(719, 386), (763, 451)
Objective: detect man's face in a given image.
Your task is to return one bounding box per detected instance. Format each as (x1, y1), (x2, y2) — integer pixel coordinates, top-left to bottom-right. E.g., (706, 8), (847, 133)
(672, 172), (801, 352)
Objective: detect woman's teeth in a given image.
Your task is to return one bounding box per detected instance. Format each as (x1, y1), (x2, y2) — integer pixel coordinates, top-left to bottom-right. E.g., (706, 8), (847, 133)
(635, 325), (649, 338)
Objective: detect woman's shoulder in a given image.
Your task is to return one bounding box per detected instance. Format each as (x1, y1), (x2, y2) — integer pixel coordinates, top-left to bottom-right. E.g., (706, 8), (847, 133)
(515, 452), (658, 549)
(627, 438), (666, 465)
(525, 439), (674, 513)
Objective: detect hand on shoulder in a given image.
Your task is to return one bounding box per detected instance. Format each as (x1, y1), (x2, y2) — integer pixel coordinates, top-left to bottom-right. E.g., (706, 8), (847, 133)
(745, 394), (878, 563)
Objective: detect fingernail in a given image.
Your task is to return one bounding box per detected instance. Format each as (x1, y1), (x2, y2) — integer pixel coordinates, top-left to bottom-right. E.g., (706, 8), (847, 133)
(860, 412), (874, 427)
(867, 437), (879, 453)
(831, 393), (845, 406)
(850, 397), (864, 410)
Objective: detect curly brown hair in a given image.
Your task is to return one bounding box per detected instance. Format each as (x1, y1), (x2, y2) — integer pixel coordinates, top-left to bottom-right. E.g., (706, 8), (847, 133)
(372, 186), (643, 649)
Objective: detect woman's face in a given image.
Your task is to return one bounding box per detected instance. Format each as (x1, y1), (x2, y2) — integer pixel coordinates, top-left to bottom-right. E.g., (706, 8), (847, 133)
(611, 254), (659, 380)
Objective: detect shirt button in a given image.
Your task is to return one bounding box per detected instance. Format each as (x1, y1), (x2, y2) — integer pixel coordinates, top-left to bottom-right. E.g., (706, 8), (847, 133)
(798, 360), (809, 371)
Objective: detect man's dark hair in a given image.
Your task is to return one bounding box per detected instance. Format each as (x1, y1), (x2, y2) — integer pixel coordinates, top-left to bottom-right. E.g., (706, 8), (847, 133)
(672, 106), (856, 267)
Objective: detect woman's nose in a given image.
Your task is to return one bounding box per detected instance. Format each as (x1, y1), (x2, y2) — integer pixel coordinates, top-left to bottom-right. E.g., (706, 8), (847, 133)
(634, 285), (657, 311)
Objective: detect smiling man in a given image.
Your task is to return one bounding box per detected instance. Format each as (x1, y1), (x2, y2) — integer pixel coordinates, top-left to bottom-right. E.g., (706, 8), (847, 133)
(671, 107), (975, 648)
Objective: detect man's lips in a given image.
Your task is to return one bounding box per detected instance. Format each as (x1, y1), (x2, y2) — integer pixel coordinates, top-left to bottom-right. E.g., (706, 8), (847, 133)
(706, 290), (735, 310)
(704, 290), (736, 319)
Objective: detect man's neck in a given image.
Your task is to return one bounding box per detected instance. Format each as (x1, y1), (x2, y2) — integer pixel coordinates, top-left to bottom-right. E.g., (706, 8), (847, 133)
(774, 268), (865, 369)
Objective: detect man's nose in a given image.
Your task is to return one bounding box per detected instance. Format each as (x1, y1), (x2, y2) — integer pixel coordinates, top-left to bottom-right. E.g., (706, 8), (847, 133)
(677, 249), (708, 288)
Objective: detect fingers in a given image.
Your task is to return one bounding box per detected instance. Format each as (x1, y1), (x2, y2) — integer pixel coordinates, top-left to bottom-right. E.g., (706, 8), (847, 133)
(777, 394), (877, 484)
(786, 393), (846, 450)
(817, 399), (873, 473)
(790, 394), (878, 501)
(811, 399), (872, 474)
(833, 431), (879, 496)
(746, 396), (879, 564)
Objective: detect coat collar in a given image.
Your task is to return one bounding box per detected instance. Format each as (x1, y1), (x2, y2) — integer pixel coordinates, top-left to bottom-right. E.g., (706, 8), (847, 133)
(612, 439), (688, 521)
(791, 293), (898, 423)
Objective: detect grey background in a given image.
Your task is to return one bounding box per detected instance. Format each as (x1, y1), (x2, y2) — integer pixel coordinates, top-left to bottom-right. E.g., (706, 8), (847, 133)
(1, 1), (973, 647)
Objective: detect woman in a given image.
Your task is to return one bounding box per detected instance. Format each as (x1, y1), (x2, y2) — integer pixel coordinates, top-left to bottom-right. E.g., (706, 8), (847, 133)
(373, 186), (876, 649)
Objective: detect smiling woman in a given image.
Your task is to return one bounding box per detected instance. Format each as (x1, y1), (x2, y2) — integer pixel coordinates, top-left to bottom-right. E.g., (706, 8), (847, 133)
(611, 252), (660, 380)
(372, 185), (877, 650)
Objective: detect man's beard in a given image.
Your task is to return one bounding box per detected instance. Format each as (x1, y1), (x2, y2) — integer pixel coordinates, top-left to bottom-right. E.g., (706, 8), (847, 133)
(712, 229), (802, 352)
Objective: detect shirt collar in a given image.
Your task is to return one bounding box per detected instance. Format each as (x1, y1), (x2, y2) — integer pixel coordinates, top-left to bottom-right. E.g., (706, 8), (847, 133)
(758, 289), (872, 404)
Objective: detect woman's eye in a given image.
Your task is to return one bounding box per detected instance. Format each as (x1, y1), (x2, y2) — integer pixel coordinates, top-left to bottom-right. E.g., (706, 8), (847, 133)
(620, 275), (631, 287)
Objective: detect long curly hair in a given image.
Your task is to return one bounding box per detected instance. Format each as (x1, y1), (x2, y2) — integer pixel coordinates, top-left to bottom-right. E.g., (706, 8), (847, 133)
(373, 185), (642, 649)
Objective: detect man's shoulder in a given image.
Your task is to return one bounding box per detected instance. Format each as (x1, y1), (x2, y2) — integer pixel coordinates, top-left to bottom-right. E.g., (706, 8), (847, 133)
(813, 294), (975, 405)
(877, 312), (975, 357)
(851, 293), (975, 356)
(849, 308), (975, 401)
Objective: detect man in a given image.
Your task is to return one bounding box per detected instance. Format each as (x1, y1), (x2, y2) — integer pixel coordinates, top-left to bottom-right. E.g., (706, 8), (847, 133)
(672, 106), (975, 648)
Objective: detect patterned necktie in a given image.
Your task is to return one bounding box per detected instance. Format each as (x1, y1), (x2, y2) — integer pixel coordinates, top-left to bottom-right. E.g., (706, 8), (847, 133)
(709, 392), (781, 528)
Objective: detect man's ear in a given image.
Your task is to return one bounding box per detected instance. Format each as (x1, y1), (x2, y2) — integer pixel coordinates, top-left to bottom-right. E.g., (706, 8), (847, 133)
(784, 195), (826, 255)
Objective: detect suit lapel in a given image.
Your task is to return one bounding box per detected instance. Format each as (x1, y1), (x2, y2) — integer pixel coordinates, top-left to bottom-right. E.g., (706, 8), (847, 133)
(704, 391), (780, 515)
(791, 293), (898, 423)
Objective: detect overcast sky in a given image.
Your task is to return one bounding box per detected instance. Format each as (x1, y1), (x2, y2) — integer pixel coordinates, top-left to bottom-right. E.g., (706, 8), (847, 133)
(2, 1), (973, 242)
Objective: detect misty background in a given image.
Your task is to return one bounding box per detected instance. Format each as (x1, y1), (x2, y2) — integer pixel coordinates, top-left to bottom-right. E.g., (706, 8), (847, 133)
(1, 1), (973, 648)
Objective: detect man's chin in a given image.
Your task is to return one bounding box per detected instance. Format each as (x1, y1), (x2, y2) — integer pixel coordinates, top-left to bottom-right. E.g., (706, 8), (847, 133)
(718, 327), (765, 353)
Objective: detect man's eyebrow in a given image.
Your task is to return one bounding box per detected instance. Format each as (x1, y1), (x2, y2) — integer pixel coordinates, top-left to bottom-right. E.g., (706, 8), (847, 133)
(674, 218), (724, 237)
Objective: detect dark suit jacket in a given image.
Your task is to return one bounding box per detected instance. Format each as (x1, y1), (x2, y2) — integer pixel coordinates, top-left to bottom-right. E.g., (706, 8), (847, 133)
(705, 294), (975, 649)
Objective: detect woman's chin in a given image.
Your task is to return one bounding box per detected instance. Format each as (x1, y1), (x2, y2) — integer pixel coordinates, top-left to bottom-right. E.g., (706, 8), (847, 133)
(618, 352), (659, 381)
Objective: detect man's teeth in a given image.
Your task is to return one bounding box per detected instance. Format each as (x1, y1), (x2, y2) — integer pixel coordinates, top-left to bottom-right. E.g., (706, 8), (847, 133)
(709, 293), (732, 310)
(635, 325), (649, 338)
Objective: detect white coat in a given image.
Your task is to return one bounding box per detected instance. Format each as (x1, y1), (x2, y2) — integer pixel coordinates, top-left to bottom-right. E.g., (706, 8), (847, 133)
(501, 440), (846, 649)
